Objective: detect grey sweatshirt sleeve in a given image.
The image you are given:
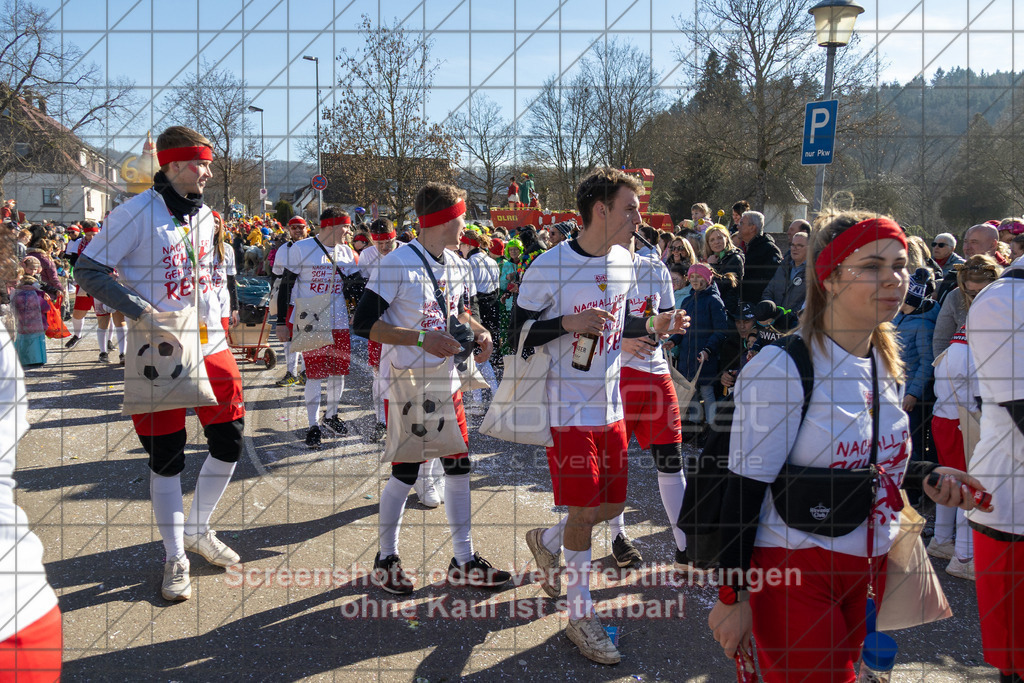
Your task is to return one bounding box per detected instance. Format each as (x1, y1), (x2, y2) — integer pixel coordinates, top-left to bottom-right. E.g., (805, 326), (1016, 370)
(932, 293), (960, 357)
(74, 254), (149, 320)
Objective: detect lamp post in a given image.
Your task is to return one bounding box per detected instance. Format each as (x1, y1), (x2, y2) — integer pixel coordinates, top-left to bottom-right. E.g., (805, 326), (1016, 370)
(247, 104), (265, 214)
(808, 0), (864, 215)
(302, 55), (323, 215)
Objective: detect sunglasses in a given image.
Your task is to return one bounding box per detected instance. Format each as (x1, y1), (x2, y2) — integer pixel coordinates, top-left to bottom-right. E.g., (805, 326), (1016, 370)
(931, 242), (949, 248)
(671, 246), (685, 251)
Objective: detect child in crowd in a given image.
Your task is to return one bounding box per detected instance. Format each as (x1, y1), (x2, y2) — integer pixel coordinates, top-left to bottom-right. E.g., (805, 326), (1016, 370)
(13, 257), (49, 367)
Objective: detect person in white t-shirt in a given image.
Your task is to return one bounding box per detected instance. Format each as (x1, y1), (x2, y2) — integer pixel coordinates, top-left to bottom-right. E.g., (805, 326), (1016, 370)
(271, 216), (308, 387)
(0, 261), (61, 678)
(513, 168), (688, 666)
(459, 225), (500, 403)
(274, 207), (360, 448)
(362, 219), (399, 443)
(967, 259), (1024, 681)
(75, 126), (245, 603)
(352, 182), (512, 595)
(64, 221), (115, 356)
(710, 211), (986, 681)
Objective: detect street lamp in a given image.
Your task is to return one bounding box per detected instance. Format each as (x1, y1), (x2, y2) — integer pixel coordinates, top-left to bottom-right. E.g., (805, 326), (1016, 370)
(248, 104), (265, 214)
(808, 0), (864, 215)
(302, 55), (323, 215)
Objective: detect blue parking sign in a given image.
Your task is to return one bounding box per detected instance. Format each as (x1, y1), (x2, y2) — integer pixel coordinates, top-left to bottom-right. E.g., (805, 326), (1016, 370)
(802, 100), (838, 166)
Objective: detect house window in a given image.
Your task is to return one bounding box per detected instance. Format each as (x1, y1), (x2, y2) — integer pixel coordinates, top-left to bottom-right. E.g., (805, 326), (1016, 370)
(14, 142), (29, 157)
(42, 188), (59, 206)
(85, 190), (93, 212)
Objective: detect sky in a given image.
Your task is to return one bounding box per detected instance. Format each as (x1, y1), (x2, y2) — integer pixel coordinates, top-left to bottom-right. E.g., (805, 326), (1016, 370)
(33, 0), (1024, 166)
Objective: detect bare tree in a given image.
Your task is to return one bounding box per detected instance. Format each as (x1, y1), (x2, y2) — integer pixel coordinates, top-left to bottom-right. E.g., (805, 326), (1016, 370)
(449, 94), (515, 209)
(161, 61), (259, 215)
(0, 0), (135, 198)
(583, 38), (664, 168)
(526, 72), (599, 208)
(321, 15), (455, 227)
(677, 0), (875, 210)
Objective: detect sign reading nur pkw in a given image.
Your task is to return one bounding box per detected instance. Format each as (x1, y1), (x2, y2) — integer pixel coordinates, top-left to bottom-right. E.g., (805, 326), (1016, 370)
(801, 100), (838, 166)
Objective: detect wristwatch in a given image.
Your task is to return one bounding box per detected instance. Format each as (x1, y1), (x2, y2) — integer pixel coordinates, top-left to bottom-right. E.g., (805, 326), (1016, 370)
(718, 586), (750, 605)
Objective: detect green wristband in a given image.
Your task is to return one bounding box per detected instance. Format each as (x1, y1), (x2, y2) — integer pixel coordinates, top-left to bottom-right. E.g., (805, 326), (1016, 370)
(417, 331), (426, 347)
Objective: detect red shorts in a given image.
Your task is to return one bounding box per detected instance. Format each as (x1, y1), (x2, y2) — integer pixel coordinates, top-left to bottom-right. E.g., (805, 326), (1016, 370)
(368, 340), (382, 370)
(0, 605), (62, 681)
(931, 416), (967, 471)
(974, 531), (1024, 676)
(546, 420), (628, 508)
(73, 294), (94, 312)
(384, 391), (470, 462)
(620, 367), (681, 449)
(750, 546), (887, 683)
(302, 329), (351, 379)
(131, 349), (246, 436)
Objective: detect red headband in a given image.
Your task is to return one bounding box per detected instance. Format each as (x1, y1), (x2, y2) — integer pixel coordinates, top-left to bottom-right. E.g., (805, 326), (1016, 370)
(460, 234), (480, 248)
(371, 229), (396, 240)
(321, 215), (352, 228)
(157, 146), (213, 166)
(418, 199), (466, 229)
(815, 218), (908, 285)
(352, 234), (370, 243)
(82, 225), (100, 233)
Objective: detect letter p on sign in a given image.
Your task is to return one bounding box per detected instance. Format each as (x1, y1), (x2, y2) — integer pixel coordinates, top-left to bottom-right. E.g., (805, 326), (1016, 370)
(802, 99), (838, 166)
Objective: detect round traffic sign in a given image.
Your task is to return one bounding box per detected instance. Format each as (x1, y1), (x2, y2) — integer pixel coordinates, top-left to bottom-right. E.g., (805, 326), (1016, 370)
(311, 174), (328, 191)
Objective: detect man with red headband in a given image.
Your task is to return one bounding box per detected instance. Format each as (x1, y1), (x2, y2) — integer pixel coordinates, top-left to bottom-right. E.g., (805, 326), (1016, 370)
(63, 221), (107, 353)
(359, 218), (400, 443)
(74, 126), (246, 603)
(275, 207), (360, 448)
(352, 182), (512, 594)
(271, 216), (309, 387)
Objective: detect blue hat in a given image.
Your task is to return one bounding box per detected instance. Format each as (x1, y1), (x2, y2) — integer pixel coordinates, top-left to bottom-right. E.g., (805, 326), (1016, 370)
(354, 206), (366, 214)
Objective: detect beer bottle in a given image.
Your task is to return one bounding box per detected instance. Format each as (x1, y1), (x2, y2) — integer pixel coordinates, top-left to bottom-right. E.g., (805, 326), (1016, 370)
(642, 295), (657, 343)
(571, 332), (599, 371)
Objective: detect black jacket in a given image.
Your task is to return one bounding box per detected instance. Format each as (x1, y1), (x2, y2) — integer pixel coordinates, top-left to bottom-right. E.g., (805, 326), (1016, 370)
(740, 232), (783, 304)
(714, 248), (744, 313)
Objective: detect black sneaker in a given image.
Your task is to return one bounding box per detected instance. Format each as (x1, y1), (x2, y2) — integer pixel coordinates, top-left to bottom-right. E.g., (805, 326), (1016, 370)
(296, 371), (307, 387)
(64, 335), (81, 349)
(305, 425), (322, 449)
(107, 339), (117, 351)
(611, 533), (643, 568)
(674, 549), (716, 582)
(98, 352), (109, 362)
(371, 421), (387, 443)
(448, 553), (512, 588)
(119, 353), (126, 366)
(323, 414), (348, 435)
(372, 552), (415, 595)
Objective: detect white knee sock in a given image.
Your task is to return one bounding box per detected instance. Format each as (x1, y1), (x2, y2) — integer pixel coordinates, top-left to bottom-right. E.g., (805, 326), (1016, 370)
(96, 325), (108, 352)
(658, 470), (688, 552)
(150, 472), (185, 561)
(72, 316), (84, 337)
(954, 509), (973, 560)
(609, 512), (626, 538)
(185, 456), (237, 536)
(285, 342), (297, 373)
(564, 547), (593, 620)
(541, 517), (567, 554)
(933, 503), (955, 544)
(444, 472), (474, 565)
(379, 475), (414, 558)
(115, 325), (127, 354)
(304, 378), (322, 427)
(479, 360), (498, 393)
(325, 375), (345, 418)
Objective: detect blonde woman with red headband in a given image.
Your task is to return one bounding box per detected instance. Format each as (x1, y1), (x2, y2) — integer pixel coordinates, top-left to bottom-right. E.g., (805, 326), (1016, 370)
(707, 211), (987, 681)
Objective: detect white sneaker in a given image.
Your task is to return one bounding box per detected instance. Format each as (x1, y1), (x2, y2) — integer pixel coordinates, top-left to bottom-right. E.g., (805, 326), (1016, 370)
(162, 557), (191, 601)
(926, 538), (955, 560)
(184, 529), (241, 567)
(413, 476), (440, 508)
(525, 528), (561, 598)
(946, 556), (975, 581)
(430, 473), (445, 505)
(566, 614), (621, 665)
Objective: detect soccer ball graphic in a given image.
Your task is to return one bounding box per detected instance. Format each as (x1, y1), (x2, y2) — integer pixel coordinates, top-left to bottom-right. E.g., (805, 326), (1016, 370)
(297, 309), (320, 334)
(135, 334), (184, 386)
(401, 394), (446, 442)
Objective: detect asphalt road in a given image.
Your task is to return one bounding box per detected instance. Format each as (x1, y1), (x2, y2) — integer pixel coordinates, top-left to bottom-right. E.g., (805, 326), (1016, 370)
(13, 330), (997, 681)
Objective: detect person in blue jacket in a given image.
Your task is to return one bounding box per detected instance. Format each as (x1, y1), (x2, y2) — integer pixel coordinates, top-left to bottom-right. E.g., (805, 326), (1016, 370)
(668, 263), (731, 433)
(894, 267), (940, 469)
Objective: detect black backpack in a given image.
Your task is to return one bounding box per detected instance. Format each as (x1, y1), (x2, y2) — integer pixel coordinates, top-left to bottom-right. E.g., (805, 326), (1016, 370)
(677, 335), (813, 567)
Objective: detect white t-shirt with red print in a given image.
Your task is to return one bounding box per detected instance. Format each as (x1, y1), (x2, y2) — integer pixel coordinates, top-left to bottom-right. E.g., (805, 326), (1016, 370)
(367, 240), (471, 394)
(621, 251), (674, 376)
(81, 188), (226, 356)
(932, 325), (978, 421)
(516, 241), (639, 428)
(729, 334), (911, 557)
(277, 237), (359, 330)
